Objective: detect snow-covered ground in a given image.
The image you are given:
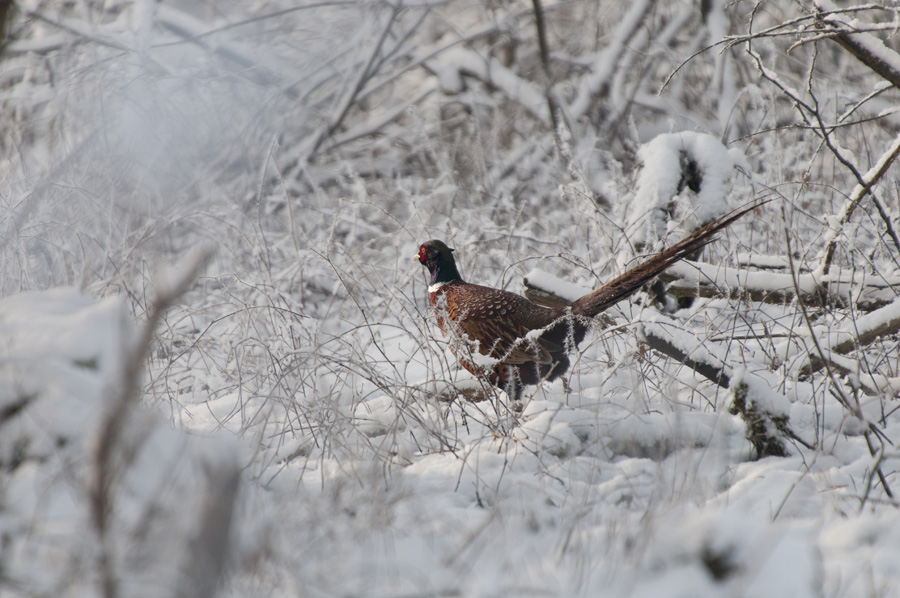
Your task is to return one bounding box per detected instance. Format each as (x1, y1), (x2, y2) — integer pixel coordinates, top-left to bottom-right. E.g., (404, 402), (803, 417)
(3, 1), (900, 597)
(4, 226), (900, 597)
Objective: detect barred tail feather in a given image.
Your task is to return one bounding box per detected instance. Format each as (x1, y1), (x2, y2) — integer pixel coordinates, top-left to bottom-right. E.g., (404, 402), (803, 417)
(571, 201), (767, 318)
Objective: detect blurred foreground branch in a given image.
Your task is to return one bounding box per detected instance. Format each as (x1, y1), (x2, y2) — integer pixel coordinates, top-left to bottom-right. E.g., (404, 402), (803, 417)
(91, 247), (216, 598)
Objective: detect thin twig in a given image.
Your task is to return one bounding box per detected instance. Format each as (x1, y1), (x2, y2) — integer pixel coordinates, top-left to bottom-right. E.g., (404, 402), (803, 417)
(782, 204), (893, 498)
(307, 7), (401, 159)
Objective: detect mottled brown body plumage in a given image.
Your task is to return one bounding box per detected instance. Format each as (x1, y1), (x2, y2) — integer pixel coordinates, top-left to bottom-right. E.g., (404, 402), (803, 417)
(428, 280), (584, 394)
(417, 203), (760, 401)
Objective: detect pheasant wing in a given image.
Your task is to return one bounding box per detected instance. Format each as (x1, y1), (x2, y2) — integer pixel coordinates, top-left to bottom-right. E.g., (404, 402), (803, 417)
(438, 284), (555, 365)
(454, 315), (553, 365)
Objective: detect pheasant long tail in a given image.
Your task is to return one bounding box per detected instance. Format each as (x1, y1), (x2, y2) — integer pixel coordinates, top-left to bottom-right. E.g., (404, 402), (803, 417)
(570, 201), (766, 318)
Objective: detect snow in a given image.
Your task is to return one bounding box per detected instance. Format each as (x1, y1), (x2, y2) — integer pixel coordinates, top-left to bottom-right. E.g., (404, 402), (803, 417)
(524, 267), (590, 303)
(814, 0), (900, 76)
(0, 289), (239, 598)
(629, 132), (739, 246)
(432, 47), (552, 125)
(3, 286), (900, 596)
(731, 366), (792, 419)
(5, 1), (900, 597)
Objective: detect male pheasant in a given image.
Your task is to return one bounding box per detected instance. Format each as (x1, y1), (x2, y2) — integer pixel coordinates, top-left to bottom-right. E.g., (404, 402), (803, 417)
(417, 203), (760, 402)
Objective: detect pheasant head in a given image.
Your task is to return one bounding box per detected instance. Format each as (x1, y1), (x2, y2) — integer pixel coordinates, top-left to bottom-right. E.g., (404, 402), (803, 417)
(417, 240), (462, 289)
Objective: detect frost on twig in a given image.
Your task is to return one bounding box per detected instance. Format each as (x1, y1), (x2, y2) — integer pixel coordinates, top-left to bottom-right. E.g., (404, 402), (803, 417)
(736, 1), (900, 290)
(816, 130), (900, 279)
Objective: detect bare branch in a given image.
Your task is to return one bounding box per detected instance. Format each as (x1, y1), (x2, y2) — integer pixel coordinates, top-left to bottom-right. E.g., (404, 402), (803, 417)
(531, 0), (564, 140)
(306, 7), (402, 159)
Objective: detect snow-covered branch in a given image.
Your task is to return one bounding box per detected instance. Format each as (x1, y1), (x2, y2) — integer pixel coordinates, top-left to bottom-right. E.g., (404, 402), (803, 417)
(661, 259), (900, 312)
(639, 312), (807, 459)
(6, 1), (900, 594)
(797, 296), (900, 389)
(814, 0), (900, 90)
(526, 257), (900, 313)
(430, 46), (552, 126)
(567, 0), (653, 121)
(817, 130), (900, 278)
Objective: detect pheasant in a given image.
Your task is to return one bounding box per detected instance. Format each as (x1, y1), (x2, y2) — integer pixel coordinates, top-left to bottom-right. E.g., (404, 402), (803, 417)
(417, 203), (761, 402)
